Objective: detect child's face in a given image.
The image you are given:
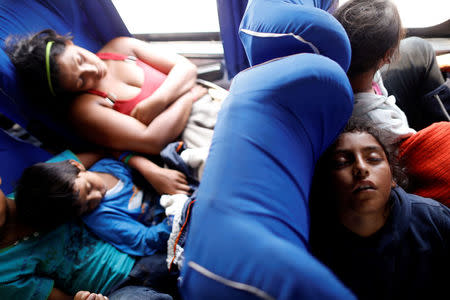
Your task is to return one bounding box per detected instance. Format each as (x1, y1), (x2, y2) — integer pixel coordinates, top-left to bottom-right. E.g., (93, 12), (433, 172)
(73, 171), (107, 215)
(327, 131), (393, 217)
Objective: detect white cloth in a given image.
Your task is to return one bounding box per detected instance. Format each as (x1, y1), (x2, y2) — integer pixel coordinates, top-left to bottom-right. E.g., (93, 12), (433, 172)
(181, 81), (228, 149)
(352, 71), (416, 145)
(160, 194), (190, 269)
(180, 147), (209, 181)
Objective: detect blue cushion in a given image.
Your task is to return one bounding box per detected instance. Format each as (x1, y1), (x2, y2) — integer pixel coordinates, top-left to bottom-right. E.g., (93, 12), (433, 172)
(181, 53), (355, 299)
(239, 0), (351, 71)
(0, 128), (52, 196)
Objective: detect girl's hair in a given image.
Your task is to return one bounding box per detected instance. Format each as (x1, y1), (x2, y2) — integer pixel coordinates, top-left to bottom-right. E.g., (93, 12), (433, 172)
(5, 29), (72, 100)
(15, 160), (82, 231)
(333, 0), (404, 77)
(314, 117), (408, 189)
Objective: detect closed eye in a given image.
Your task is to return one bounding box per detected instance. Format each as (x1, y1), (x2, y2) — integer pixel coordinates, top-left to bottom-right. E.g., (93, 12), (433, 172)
(366, 151), (384, 164)
(76, 78), (83, 89)
(78, 54), (84, 65)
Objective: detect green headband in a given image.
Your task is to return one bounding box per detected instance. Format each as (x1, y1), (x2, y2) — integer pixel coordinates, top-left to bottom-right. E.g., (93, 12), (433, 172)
(45, 41), (56, 96)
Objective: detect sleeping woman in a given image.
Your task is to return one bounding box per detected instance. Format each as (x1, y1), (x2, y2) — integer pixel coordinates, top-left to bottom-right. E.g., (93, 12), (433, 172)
(6, 29), (208, 155)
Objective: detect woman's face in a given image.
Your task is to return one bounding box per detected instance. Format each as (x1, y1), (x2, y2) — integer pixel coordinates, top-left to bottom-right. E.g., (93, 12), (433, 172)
(56, 42), (107, 92)
(328, 131), (393, 217)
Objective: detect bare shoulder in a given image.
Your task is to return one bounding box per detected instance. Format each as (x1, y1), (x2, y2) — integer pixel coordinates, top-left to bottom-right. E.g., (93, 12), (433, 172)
(100, 36), (136, 55)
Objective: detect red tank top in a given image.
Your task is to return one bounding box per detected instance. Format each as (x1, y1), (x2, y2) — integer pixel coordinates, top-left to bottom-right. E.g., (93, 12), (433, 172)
(87, 52), (167, 115)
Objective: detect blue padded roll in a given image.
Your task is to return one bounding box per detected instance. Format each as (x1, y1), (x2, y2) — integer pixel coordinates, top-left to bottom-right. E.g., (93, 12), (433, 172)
(181, 53), (355, 299)
(239, 0), (351, 71)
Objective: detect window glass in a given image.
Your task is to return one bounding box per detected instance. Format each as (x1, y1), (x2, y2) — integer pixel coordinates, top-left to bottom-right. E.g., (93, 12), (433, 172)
(112, 0), (220, 34)
(339, 0), (450, 28)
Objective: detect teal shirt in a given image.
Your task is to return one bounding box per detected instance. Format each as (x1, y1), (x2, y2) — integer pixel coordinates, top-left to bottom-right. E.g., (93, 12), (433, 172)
(0, 221), (135, 300)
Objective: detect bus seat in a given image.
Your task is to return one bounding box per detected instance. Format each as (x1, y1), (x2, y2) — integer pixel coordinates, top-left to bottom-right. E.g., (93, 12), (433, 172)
(239, 0), (351, 71)
(0, 128), (51, 195)
(181, 52), (354, 299)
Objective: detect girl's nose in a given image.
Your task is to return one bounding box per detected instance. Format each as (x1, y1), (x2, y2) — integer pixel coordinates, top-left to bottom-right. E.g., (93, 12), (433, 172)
(352, 157), (369, 178)
(81, 64), (97, 75)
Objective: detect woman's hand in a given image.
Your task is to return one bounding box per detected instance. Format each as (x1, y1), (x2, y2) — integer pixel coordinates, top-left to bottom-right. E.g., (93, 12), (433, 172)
(188, 84), (208, 102)
(147, 167), (191, 195)
(130, 84), (208, 125)
(130, 95), (165, 125)
(74, 291), (108, 300)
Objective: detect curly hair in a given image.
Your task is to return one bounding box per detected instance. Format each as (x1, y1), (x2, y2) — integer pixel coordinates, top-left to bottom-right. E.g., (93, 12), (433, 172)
(5, 29), (73, 101)
(334, 0), (405, 77)
(315, 117), (408, 189)
(14, 160), (81, 231)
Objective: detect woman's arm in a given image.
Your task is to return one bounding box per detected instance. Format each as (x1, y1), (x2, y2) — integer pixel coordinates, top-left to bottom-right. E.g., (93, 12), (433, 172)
(103, 37), (198, 124)
(70, 91), (194, 154)
(132, 84), (207, 125)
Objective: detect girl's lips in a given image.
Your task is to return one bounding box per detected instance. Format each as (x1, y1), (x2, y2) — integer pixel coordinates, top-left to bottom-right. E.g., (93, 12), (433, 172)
(353, 180), (376, 193)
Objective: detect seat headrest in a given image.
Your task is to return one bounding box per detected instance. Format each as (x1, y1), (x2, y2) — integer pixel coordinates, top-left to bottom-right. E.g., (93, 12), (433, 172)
(239, 0), (351, 71)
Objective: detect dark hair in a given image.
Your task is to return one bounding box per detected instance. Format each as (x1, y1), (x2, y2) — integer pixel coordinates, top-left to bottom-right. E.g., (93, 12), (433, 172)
(5, 29), (73, 100)
(334, 0), (404, 77)
(15, 160), (81, 230)
(314, 117), (408, 189)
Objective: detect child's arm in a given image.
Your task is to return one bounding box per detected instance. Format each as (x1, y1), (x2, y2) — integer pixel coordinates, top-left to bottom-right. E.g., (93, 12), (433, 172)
(126, 155), (190, 195)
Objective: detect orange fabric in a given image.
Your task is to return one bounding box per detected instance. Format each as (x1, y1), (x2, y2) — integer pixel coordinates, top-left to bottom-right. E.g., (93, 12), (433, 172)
(437, 53), (450, 73)
(399, 122), (450, 206)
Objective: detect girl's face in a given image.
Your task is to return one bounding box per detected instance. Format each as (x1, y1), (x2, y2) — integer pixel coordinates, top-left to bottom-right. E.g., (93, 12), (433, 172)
(56, 42), (107, 92)
(73, 170), (107, 215)
(328, 132), (393, 217)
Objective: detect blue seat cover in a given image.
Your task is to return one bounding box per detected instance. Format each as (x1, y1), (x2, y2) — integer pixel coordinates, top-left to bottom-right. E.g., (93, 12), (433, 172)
(239, 0), (351, 71)
(0, 128), (51, 195)
(181, 52), (355, 299)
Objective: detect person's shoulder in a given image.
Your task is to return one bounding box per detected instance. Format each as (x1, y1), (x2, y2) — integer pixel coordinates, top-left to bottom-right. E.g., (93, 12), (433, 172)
(406, 190), (447, 209)
(398, 188), (450, 224)
(101, 37), (135, 52)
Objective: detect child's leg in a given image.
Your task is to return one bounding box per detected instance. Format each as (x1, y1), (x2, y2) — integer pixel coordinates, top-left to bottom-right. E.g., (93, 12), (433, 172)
(124, 253), (180, 298)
